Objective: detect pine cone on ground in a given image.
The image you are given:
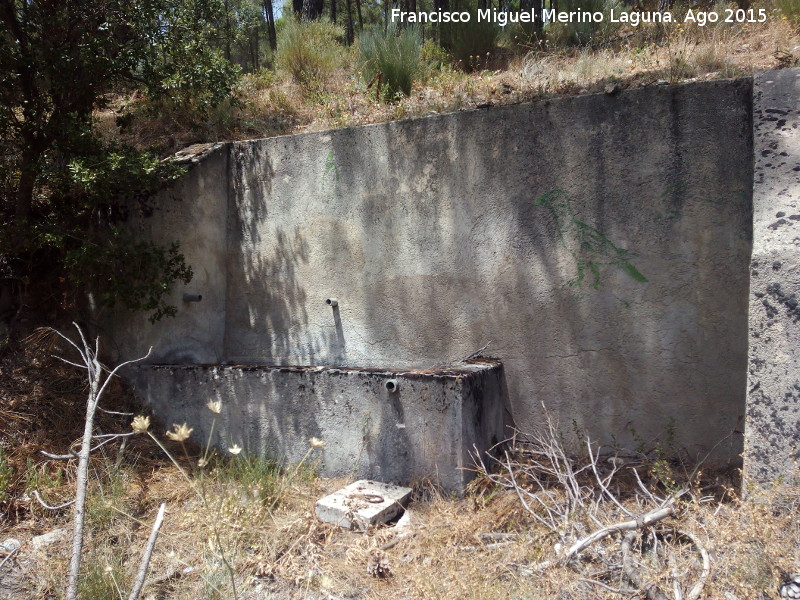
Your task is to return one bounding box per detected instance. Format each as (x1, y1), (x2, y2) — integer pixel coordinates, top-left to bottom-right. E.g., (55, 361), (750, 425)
(366, 550), (392, 578)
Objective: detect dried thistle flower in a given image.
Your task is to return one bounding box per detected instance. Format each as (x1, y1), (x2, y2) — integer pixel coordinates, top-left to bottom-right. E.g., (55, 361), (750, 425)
(131, 415), (150, 434)
(309, 437), (325, 448)
(207, 400), (222, 414)
(166, 423), (193, 442)
(228, 444), (242, 455)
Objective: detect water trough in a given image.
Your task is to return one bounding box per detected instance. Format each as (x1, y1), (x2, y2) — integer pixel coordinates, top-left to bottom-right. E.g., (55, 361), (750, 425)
(128, 359), (509, 494)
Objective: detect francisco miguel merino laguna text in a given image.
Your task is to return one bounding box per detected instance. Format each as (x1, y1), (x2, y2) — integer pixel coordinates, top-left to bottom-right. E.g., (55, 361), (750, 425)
(390, 7), (677, 26)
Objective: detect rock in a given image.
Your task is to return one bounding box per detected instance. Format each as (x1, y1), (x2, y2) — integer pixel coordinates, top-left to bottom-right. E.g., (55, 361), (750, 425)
(30, 528), (68, 551)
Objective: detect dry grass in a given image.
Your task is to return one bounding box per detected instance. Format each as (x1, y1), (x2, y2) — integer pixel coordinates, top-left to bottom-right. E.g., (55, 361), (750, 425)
(7, 445), (800, 600)
(2, 345), (799, 600)
(91, 9), (800, 158)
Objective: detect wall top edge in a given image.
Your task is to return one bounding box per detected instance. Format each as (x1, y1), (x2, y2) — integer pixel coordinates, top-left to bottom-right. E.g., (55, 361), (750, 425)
(137, 358), (503, 380)
(219, 72), (756, 150)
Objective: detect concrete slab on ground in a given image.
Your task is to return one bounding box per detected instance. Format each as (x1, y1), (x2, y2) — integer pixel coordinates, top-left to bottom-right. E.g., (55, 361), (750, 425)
(315, 480), (412, 531)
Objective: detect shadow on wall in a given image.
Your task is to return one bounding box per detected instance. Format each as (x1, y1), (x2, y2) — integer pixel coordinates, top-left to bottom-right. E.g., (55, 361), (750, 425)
(319, 84), (752, 461)
(211, 79), (752, 464)
(224, 143), (341, 365)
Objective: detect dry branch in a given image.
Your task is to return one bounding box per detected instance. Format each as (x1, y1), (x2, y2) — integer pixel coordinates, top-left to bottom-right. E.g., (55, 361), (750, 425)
(564, 503), (676, 561)
(45, 324), (151, 600)
(31, 490), (76, 510)
(622, 530), (671, 600)
(128, 502), (167, 600)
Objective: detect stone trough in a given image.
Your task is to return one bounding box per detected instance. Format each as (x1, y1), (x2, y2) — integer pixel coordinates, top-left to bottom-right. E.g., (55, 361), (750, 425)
(127, 359), (509, 494)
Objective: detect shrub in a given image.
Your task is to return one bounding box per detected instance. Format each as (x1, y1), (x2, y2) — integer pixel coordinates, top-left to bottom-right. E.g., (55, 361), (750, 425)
(275, 18), (345, 87)
(359, 27), (423, 101)
(441, 14), (500, 71)
(420, 38), (451, 73)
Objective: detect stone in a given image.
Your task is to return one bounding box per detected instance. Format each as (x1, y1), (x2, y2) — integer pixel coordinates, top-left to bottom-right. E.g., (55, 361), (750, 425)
(30, 528), (68, 551)
(315, 480), (412, 531)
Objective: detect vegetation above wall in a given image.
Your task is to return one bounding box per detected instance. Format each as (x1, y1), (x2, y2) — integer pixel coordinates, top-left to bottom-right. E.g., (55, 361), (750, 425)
(1, 0), (798, 338)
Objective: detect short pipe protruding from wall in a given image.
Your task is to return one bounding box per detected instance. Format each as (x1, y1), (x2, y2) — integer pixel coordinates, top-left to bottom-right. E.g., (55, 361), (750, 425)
(182, 293), (203, 302)
(385, 379), (399, 393)
(326, 298), (339, 307)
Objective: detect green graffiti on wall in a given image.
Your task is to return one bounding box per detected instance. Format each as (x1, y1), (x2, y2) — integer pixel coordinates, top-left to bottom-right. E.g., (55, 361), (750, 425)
(536, 190), (648, 290)
(323, 150), (340, 185)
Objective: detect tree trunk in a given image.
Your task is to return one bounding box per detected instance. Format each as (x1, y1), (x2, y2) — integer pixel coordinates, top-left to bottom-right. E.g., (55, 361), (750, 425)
(301, 0), (323, 20)
(223, 0), (232, 60)
(345, 0), (353, 44)
(355, 0), (363, 30)
(14, 139), (45, 225)
(330, 0), (337, 23)
(263, 0), (277, 51)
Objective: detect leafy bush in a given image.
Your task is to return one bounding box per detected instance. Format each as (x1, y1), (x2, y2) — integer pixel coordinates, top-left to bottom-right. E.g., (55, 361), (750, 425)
(420, 38), (451, 73)
(276, 18), (345, 87)
(359, 27), (423, 100)
(1, 137), (192, 323)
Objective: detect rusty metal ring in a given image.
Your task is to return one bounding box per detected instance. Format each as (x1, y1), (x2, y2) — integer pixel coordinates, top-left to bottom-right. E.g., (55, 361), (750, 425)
(361, 494), (384, 503)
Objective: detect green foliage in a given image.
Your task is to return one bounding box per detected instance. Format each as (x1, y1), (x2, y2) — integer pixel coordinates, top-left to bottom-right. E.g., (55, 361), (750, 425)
(545, 0), (627, 47)
(213, 453), (285, 506)
(0, 448), (12, 503)
(0, 0), (240, 325)
(24, 459), (62, 493)
(78, 549), (129, 600)
(275, 18), (345, 87)
(142, 0), (241, 116)
(359, 27), (423, 101)
(3, 135), (192, 322)
(441, 13), (500, 71)
(420, 39), (451, 74)
(774, 0), (800, 23)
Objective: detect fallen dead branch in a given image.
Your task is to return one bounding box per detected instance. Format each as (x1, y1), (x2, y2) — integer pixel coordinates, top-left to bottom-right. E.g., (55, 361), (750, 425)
(564, 502), (676, 561)
(474, 403), (717, 600)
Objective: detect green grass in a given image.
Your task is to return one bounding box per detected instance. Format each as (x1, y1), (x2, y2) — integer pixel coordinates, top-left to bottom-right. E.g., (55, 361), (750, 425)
(359, 27), (423, 101)
(275, 18), (345, 88)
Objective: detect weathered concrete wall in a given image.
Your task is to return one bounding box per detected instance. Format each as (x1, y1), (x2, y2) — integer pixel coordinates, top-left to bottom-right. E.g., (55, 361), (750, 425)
(744, 69), (800, 486)
(105, 144), (230, 364)
(115, 77), (756, 464)
(130, 360), (507, 493)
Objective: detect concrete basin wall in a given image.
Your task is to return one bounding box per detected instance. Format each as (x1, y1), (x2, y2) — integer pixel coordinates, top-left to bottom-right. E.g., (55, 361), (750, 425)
(130, 360), (508, 493)
(110, 77), (756, 464)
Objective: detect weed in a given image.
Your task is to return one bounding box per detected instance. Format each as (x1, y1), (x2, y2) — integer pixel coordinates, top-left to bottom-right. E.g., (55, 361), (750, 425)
(546, 0), (627, 47)
(774, 0), (800, 24)
(212, 453), (284, 507)
(24, 458), (63, 500)
(275, 18), (345, 88)
(0, 447), (12, 503)
(359, 27), (422, 101)
(78, 547), (130, 600)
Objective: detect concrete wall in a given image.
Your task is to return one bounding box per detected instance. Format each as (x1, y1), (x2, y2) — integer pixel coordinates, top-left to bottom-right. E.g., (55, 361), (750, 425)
(105, 143), (230, 364)
(112, 77), (756, 463)
(744, 69), (800, 486)
(129, 360), (508, 493)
